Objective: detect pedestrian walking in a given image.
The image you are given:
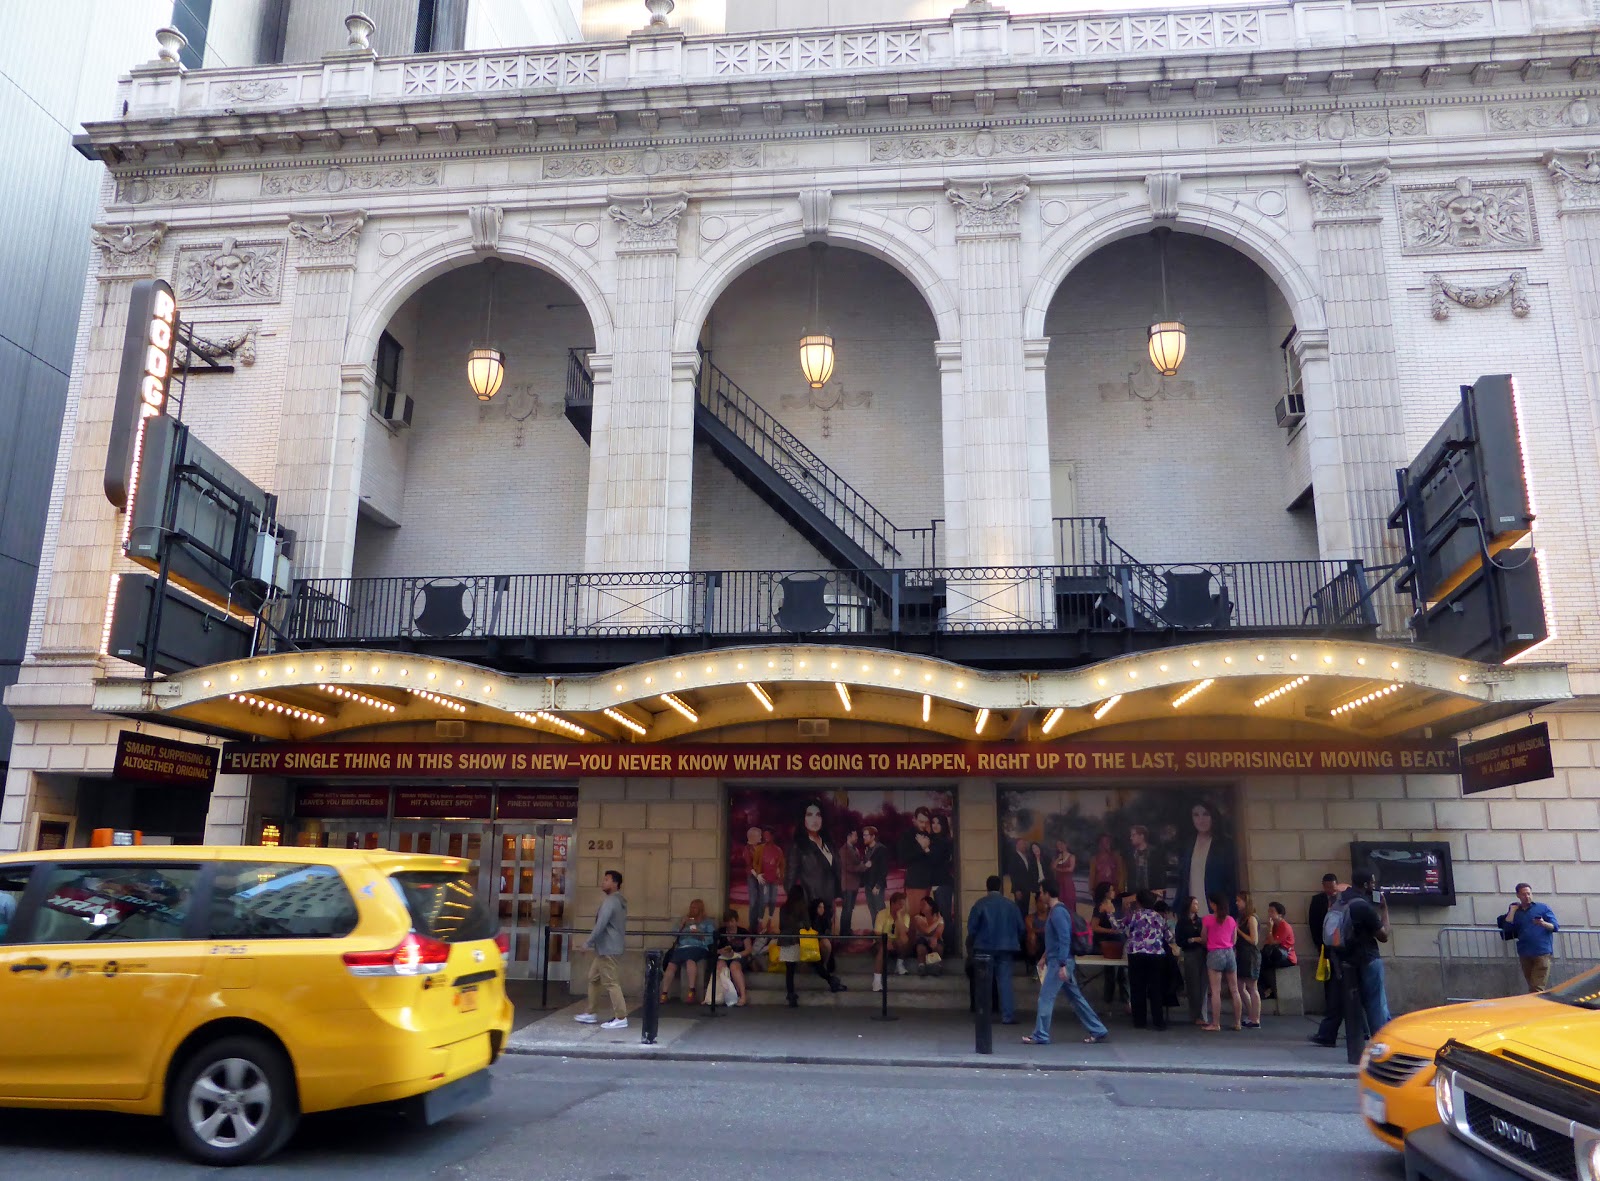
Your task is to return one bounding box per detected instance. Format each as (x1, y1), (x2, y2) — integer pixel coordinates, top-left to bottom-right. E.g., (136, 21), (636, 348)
(1022, 879), (1109, 1046)
(1308, 873), (1344, 1047)
(967, 874), (1026, 1023)
(1338, 872), (1392, 1039)
(1497, 882), (1559, 993)
(575, 869), (630, 1030)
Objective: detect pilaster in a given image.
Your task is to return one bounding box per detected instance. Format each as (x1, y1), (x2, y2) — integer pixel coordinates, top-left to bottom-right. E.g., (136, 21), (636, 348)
(1548, 151), (1600, 457)
(1297, 162), (1407, 584)
(273, 211), (367, 578)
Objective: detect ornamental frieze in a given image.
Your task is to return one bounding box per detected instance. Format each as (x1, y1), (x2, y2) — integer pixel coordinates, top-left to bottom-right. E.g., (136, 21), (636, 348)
(90, 222), (166, 274)
(174, 237), (285, 306)
(116, 175), (215, 205)
(543, 145), (764, 180)
(287, 212), (367, 262)
(1428, 270), (1531, 320)
(1397, 178), (1537, 254)
(1217, 110), (1424, 144)
(870, 128), (1099, 163)
(1488, 99), (1594, 132)
(261, 164), (442, 196)
(1300, 161), (1391, 218)
(1549, 150), (1600, 210)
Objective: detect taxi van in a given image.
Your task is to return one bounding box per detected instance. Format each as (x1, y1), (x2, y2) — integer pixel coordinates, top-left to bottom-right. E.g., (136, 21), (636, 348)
(0, 845), (513, 1165)
(1406, 966), (1600, 1181)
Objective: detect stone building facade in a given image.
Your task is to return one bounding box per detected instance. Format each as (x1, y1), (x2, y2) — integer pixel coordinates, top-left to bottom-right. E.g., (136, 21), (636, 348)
(4, 0), (1600, 1010)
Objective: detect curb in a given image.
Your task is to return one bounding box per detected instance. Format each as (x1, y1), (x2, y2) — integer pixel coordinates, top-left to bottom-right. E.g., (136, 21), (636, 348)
(504, 1043), (1359, 1080)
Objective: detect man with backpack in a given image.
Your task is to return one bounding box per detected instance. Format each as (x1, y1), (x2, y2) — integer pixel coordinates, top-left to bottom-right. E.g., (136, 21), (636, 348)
(1022, 879), (1108, 1045)
(1308, 873), (1344, 1046)
(1318, 872), (1391, 1057)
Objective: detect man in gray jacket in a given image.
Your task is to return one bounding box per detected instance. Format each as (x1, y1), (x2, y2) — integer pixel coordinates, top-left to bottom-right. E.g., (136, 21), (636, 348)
(576, 869), (629, 1029)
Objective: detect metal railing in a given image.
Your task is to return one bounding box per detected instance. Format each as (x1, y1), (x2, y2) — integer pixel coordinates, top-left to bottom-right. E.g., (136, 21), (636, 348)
(287, 559), (1375, 645)
(1436, 926), (1600, 1002)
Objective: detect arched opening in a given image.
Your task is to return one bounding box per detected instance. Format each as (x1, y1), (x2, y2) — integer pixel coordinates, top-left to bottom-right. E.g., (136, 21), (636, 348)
(1042, 232), (1318, 563)
(352, 259), (598, 578)
(689, 245), (944, 574)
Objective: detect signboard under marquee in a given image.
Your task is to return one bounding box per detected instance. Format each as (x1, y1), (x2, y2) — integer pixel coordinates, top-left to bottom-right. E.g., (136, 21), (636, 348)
(113, 730), (219, 789)
(1458, 722), (1555, 794)
(227, 739), (1461, 781)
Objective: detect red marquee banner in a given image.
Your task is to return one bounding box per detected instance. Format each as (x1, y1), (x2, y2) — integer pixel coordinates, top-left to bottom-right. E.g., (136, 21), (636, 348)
(224, 739), (1460, 781)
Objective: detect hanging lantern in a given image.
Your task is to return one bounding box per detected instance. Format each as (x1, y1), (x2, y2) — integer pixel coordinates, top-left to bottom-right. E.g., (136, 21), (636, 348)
(799, 241), (835, 389)
(466, 346), (506, 401)
(1146, 226), (1187, 377)
(466, 258), (505, 401)
(1147, 321), (1187, 377)
(798, 334), (836, 389)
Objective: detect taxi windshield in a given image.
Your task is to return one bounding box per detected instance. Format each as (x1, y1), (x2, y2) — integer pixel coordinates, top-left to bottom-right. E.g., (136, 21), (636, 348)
(1542, 966), (1600, 1010)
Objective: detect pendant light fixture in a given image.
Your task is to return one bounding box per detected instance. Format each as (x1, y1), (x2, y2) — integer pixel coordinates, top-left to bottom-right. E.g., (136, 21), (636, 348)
(1147, 226), (1188, 378)
(799, 241), (835, 389)
(466, 258), (506, 401)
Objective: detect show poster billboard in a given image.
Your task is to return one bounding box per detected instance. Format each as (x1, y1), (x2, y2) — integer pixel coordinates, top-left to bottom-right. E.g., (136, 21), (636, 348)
(726, 788), (956, 953)
(998, 786), (1239, 917)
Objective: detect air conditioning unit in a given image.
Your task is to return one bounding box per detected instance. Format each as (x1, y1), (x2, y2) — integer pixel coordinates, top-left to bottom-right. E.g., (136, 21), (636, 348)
(1275, 390), (1305, 428)
(377, 394), (415, 428)
(797, 718), (830, 737)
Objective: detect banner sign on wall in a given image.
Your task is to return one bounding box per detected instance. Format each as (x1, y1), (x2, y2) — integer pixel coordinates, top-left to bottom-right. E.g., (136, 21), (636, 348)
(394, 788), (494, 819)
(227, 740), (1460, 781)
(1459, 723), (1555, 794)
(114, 731), (219, 789)
(998, 787), (1238, 917)
(726, 788), (956, 956)
(292, 785), (579, 820)
(294, 787), (389, 818)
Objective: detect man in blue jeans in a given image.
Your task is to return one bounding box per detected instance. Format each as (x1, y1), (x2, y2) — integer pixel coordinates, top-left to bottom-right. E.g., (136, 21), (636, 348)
(1341, 873), (1391, 1041)
(967, 874), (1026, 1023)
(1023, 879), (1108, 1045)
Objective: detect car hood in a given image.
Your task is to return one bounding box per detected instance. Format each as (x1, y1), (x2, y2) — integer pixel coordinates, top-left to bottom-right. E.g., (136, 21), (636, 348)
(1465, 1005), (1600, 1076)
(1381, 994), (1557, 1051)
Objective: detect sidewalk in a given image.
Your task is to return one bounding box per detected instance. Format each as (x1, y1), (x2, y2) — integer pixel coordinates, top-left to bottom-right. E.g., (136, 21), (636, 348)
(504, 997), (1361, 1079)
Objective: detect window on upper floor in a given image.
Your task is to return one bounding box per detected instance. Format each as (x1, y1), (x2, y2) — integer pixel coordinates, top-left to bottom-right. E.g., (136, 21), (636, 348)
(374, 331), (404, 419)
(1276, 330), (1305, 430)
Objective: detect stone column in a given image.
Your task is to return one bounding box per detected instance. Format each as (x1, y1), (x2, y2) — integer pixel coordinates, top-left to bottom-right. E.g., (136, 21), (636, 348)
(1297, 162), (1408, 581)
(583, 194), (691, 574)
(273, 211), (368, 578)
(33, 223), (167, 661)
(1549, 151), (1600, 446)
(943, 179), (1054, 627)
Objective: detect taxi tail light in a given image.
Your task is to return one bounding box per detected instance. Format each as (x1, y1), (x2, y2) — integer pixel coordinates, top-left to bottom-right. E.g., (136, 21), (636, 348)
(494, 932), (511, 963)
(343, 932), (451, 977)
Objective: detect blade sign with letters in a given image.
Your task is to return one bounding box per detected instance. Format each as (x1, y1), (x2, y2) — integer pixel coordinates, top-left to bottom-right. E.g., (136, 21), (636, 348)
(1459, 722), (1554, 794)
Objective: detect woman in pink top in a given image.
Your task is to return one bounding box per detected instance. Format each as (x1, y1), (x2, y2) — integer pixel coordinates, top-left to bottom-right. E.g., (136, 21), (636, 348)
(1200, 890), (1242, 1032)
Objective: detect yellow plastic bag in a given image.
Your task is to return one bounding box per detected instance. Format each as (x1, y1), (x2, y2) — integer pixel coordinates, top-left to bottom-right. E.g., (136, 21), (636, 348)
(798, 927), (822, 963)
(1315, 946), (1331, 983)
(767, 940), (782, 969)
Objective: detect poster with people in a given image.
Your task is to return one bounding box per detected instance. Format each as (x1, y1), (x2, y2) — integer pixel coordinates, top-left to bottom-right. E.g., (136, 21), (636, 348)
(998, 786), (1239, 919)
(727, 789), (957, 954)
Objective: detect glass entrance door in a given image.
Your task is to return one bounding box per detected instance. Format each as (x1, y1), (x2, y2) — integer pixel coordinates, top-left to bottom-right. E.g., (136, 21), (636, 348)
(302, 820), (385, 850)
(495, 823), (572, 981)
(390, 822), (486, 865)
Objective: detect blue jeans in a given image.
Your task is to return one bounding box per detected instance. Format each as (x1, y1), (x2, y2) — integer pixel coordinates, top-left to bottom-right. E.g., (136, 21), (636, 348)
(1357, 957), (1390, 1035)
(1031, 958), (1107, 1043)
(973, 951), (1017, 1023)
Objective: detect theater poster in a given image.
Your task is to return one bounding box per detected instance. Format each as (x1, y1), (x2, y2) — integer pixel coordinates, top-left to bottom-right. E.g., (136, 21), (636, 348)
(998, 786), (1239, 916)
(727, 788), (956, 950)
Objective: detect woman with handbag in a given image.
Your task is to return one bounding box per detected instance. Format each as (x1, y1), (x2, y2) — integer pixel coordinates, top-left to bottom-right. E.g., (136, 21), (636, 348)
(779, 891), (846, 1006)
(713, 910), (752, 1006)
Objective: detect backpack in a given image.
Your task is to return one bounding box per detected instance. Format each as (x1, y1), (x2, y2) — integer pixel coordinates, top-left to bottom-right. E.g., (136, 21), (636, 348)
(1070, 909), (1094, 957)
(1322, 895), (1356, 954)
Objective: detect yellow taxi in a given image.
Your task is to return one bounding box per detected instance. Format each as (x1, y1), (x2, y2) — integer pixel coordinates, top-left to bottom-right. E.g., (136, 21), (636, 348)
(0, 845), (513, 1165)
(1359, 971), (1597, 1152)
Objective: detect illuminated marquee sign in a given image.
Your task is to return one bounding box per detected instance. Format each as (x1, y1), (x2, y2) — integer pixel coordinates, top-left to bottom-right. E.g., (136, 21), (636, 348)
(104, 278), (178, 509)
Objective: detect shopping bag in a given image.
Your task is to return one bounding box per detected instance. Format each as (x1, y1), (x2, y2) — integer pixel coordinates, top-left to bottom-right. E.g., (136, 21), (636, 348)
(798, 927), (822, 963)
(1315, 946), (1331, 983)
(703, 963), (738, 1006)
(767, 940), (782, 969)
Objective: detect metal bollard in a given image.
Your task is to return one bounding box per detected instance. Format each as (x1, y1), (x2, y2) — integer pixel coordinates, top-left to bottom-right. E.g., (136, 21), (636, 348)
(641, 950), (664, 1045)
(973, 954), (994, 1055)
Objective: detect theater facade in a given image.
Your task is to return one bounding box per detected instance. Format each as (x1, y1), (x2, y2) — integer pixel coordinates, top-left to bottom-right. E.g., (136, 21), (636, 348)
(5, 0), (1600, 1009)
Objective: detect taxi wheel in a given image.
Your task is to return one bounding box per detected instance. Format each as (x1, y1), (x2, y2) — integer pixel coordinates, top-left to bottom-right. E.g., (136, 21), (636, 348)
(168, 1035), (299, 1166)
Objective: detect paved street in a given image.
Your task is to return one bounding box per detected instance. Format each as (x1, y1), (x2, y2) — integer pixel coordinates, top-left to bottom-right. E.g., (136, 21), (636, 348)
(0, 1057), (1398, 1180)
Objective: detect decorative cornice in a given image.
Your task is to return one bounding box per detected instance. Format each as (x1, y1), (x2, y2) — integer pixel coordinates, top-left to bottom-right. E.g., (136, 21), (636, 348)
(1428, 270), (1530, 320)
(1300, 159), (1390, 220)
(90, 221), (166, 274)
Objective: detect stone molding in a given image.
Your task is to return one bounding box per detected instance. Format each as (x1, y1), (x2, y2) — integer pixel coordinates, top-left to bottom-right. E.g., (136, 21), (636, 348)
(1548, 149), (1600, 210)
(1146, 172), (1181, 219)
(288, 211), (367, 264)
(605, 193), (688, 251)
(1300, 160), (1391, 221)
(174, 236), (285, 305)
(800, 188), (833, 238)
(872, 128), (1098, 162)
(1218, 110), (1424, 144)
(262, 164), (441, 196)
(468, 204), (506, 253)
(946, 178), (1030, 234)
(1396, 178), (1539, 253)
(544, 144), (763, 180)
(90, 222), (166, 275)
(1428, 269), (1531, 319)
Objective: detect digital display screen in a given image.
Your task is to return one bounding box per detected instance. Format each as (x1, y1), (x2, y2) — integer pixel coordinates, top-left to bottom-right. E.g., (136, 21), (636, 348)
(1350, 841), (1456, 907)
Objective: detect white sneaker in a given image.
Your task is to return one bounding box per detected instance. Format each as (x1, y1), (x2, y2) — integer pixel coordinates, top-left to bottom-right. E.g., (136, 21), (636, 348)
(574, 1012), (600, 1024)
(601, 1017), (629, 1030)
(895, 959), (908, 976)
(872, 973), (883, 992)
